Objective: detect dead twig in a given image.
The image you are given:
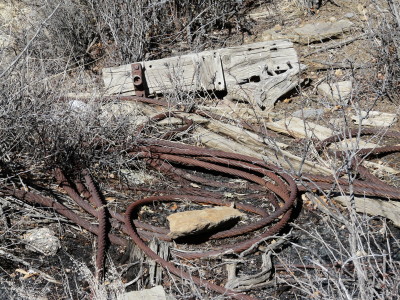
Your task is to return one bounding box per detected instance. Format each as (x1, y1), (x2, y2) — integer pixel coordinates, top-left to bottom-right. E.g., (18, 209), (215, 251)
(0, 249), (62, 284)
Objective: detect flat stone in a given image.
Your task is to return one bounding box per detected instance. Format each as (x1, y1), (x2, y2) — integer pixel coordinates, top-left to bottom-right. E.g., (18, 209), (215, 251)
(122, 286), (175, 300)
(23, 228), (60, 256)
(292, 19), (354, 44)
(167, 206), (244, 239)
(317, 81), (352, 102)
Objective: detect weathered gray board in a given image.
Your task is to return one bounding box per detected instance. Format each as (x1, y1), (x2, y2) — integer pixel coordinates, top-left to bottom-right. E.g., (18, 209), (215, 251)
(103, 53), (225, 95)
(102, 40), (300, 109)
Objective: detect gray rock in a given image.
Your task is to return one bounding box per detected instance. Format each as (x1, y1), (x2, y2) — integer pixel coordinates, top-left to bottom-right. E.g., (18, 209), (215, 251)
(293, 19), (354, 44)
(167, 206), (244, 239)
(122, 286), (175, 300)
(23, 228), (60, 256)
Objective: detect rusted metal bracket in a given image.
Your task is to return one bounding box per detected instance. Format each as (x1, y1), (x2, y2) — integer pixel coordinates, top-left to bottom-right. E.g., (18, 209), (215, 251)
(131, 63), (146, 97)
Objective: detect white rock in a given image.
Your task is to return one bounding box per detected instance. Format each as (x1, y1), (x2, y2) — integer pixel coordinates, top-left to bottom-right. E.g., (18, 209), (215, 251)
(344, 12), (355, 19)
(68, 100), (89, 113)
(23, 228), (60, 256)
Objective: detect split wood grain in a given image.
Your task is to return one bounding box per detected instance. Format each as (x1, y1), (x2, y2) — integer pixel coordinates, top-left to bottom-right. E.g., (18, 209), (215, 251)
(102, 40), (299, 108)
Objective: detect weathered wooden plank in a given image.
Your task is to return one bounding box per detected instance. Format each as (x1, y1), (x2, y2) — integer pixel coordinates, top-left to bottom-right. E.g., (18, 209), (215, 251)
(266, 117), (334, 140)
(205, 119), (288, 149)
(266, 116), (400, 175)
(143, 53), (225, 94)
(197, 102), (276, 122)
(218, 40), (302, 110)
(351, 111), (398, 127)
(193, 127), (332, 175)
(155, 114), (332, 174)
(225, 63), (304, 110)
(333, 195), (400, 227)
(102, 40), (299, 101)
(156, 112), (210, 125)
(217, 40), (298, 85)
(266, 117), (385, 150)
(103, 53), (225, 95)
(102, 64), (135, 95)
(363, 161), (400, 176)
(330, 137), (379, 151)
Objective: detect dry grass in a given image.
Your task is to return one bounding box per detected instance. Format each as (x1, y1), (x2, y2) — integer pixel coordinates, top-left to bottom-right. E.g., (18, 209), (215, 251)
(1, 0), (400, 299)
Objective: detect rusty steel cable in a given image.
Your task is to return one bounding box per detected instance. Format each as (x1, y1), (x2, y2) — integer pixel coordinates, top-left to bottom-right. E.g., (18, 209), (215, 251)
(10, 136), (400, 297)
(83, 170), (108, 281)
(138, 138), (400, 199)
(54, 168), (108, 280)
(124, 198), (259, 300)
(0, 185), (128, 247)
(4, 136), (400, 300)
(2, 140), (298, 299)
(136, 111), (194, 140)
(58, 148), (296, 250)
(304, 127), (400, 199)
(120, 125), (400, 297)
(3, 95), (400, 299)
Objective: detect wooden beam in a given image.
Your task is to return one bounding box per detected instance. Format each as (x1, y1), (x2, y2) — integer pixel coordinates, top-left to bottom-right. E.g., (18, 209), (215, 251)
(102, 40), (300, 102)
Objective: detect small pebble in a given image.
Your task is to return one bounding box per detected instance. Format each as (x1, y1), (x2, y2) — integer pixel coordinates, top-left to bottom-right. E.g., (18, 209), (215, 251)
(335, 69), (344, 77)
(344, 12), (355, 18)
